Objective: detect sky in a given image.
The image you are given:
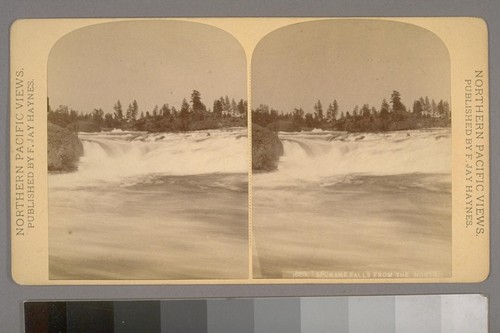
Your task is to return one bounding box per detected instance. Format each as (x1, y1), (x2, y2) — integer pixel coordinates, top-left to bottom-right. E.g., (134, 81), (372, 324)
(48, 20), (247, 114)
(251, 19), (451, 114)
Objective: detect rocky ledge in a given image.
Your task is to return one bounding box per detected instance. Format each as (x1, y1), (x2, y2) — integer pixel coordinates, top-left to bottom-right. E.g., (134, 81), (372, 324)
(47, 123), (84, 172)
(252, 123), (284, 172)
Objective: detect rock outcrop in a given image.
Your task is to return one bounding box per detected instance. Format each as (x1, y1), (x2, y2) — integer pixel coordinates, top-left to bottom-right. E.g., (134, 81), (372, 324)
(252, 123), (284, 172)
(47, 123), (84, 171)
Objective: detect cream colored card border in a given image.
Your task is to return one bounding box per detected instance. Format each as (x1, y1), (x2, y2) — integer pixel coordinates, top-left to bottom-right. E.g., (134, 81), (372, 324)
(10, 17), (489, 285)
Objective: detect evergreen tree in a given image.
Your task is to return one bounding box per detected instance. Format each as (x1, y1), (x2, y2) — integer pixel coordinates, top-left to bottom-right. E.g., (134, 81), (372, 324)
(305, 113), (314, 127)
(161, 104), (170, 117)
(237, 99), (246, 116)
(390, 90), (406, 113)
(126, 103), (133, 122)
(326, 103), (334, 122)
(104, 113), (114, 128)
(180, 98), (191, 121)
(113, 100), (123, 122)
(431, 99), (437, 116)
(92, 108), (104, 127)
(293, 107), (304, 128)
(332, 100), (339, 120)
(224, 96), (231, 113)
(413, 100), (423, 116)
(69, 109), (79, 123)
(126, 100), (138, 121)
(231, 98), (238, 114)
(437, 100), (445, 117)
(380, 99), (390, 119)
(423, 96), (431, 115)
(361, 104), (371, 117)
(213, 99), (223, 118)
(191, 90), (207, 113)
(352, 105), (359, 118)
(443, 101), (451, 118)
(313, 100), (323, 122)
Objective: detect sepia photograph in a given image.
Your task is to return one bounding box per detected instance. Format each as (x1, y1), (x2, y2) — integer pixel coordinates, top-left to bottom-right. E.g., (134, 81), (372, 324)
(10, 18), (488, 284)
(252, 19), (452, 279)
(46, 20), (249, 279)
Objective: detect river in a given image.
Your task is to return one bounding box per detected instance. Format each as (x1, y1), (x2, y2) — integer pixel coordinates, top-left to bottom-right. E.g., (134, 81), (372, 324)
(252, 128), (452, 279)
(49, 128), (249, 280)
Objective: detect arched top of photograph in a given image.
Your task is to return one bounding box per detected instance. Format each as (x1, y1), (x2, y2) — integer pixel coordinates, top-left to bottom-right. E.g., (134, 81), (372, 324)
(47, 20), (247, 133)
(251, 19), (451, 129)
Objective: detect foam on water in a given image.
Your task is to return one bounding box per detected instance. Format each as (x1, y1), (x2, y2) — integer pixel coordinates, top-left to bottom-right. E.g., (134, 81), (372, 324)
(254, 128), (451, 188)
(50, 128), (248, 188)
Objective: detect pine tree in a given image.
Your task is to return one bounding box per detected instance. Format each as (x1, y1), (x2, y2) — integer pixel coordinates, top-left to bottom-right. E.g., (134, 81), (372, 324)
(431, 99), (437, 116)
(92, 108), (104, 127)
(443, 101), (451, 118)
(179, 98), (191, 130)
(413, 100), (423, 116)
(231, 98), (238, 114)
(126, 100), (138, 121)
(161, 104), (170, 117)
(326, 103), (333, 122)
(361, 104), (371, 117)
(352, 105), (359, 118)
(380, 99), (390, 119)
(224, 96), (231, 113)
(180, 98), (190, 118)
(390, 90), (406, 113)
(237, 99), (246, 117)
(113, 100), (123, 121)
(104, 113), (114, 128)
(313, 100), (323, 122)
(213, 99), (223, 118)
(437, 100), (445, 117)
(191, 90), (207, 113)
(305, 113), (314, 127)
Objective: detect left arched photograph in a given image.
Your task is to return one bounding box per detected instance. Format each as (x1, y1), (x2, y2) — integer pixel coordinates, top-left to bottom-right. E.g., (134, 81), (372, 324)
(47, 20), (249, 280)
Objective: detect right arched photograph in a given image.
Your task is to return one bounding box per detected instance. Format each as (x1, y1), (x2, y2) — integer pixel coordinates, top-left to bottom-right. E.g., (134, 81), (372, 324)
(251, 19), (452, 280)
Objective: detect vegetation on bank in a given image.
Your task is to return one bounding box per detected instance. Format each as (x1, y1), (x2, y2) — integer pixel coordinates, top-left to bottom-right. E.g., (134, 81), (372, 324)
(48, 90), (247, 133)
(253, 91), (451, 133)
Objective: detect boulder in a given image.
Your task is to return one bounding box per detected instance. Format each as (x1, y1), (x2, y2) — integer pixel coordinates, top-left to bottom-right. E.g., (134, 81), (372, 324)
(47, 123), (84, 171)
(252, 123), (284, 172)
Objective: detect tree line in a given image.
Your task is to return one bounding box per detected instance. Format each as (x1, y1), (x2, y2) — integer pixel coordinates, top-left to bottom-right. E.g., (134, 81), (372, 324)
(47, 90), (247, 133)
(252, 91), (451, 132)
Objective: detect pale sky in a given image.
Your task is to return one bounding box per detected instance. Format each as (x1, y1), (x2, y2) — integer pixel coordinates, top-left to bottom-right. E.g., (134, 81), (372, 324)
(252, 19), (451, 114)
(48, 20), (247, 114)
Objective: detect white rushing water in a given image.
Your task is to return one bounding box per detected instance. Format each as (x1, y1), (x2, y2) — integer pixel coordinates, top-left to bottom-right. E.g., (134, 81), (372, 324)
(252, 128), (452, 278)
(49, 128), (249, 280)
(254, 128), (451, 188)
(52, 128), (248, 188)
